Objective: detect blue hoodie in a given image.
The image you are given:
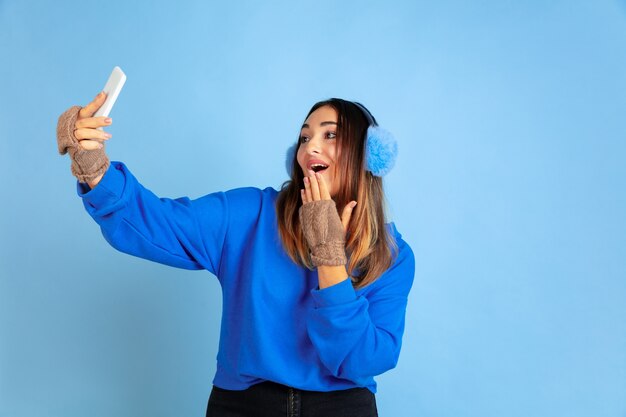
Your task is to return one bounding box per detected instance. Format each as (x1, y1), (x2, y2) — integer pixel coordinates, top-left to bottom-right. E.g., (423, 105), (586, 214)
(77, 161), (415, 393)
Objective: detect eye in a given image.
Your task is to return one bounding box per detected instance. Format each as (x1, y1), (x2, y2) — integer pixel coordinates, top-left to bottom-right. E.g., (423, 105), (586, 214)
(326, 131), (337, 139)
(299, 135), (309, 143)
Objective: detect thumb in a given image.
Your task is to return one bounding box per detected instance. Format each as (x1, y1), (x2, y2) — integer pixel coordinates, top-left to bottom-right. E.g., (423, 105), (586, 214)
(341, 201), (357, 231)
(80, 91), (108, 119)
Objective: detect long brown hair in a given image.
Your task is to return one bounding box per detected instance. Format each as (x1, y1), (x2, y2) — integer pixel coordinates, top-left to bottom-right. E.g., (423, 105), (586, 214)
(276, 98), (397, 289)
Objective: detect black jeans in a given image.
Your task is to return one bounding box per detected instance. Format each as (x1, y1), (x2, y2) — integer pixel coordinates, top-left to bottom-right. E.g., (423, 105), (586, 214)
(206, 381), (378, 417)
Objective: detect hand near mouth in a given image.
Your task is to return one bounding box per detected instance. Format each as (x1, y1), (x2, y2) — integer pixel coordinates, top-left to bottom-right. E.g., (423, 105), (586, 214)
(300, 170), (357, 233)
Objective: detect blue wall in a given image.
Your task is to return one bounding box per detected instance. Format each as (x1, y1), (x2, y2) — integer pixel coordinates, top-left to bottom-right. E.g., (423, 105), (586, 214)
(1, 1), (625, 416)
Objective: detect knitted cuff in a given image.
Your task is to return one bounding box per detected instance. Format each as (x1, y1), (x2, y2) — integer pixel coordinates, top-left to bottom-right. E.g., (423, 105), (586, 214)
(299, 200), (347, 267)
(57, 105), (110, 183)
(69, 148), (110, 184)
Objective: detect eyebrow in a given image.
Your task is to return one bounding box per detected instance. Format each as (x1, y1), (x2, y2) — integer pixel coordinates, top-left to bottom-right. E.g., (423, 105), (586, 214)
(301, 121), (338, 129)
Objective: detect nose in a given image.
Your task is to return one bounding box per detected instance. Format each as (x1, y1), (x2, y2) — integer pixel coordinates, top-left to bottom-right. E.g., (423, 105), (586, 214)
(303, 136), (322, 155)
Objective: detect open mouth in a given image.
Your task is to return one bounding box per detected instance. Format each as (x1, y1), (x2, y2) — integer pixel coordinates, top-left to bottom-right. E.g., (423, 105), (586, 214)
(310, 163), (328, 173)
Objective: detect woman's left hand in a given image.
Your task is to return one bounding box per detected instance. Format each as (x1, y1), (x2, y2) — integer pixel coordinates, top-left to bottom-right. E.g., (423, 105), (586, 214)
(300, 170), (358, 232)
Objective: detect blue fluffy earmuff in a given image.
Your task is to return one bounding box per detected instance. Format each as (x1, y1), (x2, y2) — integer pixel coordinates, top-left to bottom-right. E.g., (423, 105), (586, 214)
(354, 101), (398, 177)
(286, 101), (397, 177)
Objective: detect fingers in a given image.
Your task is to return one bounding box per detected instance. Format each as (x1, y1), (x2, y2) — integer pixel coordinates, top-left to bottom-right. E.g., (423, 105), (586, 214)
(75, 116), (112, 129)
(79, 139), (104, 150)
(307, 170), (321, 201)
(78, 91), (107, 119)
(302, 170), (332, 205)
(341, 201), (357, 231)
(316, 172), (331, 200)
(74, 127), (111, 142)
(68, 91), (111, 151)
(303, 176), (313, 203)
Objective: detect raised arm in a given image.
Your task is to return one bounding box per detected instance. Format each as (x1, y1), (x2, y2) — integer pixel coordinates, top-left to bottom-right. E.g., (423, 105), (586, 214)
(57, 93), (229, 274)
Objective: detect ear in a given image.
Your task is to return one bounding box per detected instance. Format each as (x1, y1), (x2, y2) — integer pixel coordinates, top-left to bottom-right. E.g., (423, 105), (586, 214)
(286, 143), (298, 176)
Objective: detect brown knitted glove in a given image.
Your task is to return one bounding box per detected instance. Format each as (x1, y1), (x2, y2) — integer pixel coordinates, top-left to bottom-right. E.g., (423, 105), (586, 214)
(57, 105), (110, 183)
(299, 200), (347, 266)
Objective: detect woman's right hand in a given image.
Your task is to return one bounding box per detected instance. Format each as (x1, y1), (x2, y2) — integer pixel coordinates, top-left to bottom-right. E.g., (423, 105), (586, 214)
(74, 91), (113, 150)
(57, 91), (114, 187)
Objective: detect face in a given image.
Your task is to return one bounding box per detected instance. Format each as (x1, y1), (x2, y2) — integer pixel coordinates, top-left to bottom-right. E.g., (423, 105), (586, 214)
(297, 105), (341, 197)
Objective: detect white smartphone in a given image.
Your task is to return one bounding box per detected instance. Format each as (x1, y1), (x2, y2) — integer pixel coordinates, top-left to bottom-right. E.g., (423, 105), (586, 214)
(95, 66), (126, 130)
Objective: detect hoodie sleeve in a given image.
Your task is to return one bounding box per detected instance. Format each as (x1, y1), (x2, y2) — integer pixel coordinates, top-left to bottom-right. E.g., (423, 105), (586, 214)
(305, 232), (415, 382)
(77, 161), (228, 275)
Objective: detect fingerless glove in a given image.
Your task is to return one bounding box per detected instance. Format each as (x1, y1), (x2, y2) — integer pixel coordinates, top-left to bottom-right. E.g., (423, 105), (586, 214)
(299, 200), (347, 266)
(57, 105), (110, 183)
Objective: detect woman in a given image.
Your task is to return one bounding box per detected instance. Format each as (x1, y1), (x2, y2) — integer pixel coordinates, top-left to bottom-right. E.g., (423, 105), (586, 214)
(57, 92), (415, 417)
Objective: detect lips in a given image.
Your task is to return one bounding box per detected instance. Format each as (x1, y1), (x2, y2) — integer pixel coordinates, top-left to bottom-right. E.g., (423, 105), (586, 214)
(307, 159), (329, 173)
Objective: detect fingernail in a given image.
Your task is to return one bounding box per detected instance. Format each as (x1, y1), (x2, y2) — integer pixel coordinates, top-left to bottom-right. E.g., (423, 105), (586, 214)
(104, 133), (112, 138)
(105, 118), (112, 124)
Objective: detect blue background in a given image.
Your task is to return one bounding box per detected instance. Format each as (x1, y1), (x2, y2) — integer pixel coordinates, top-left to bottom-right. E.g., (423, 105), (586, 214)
(1, 1), (625, 416)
